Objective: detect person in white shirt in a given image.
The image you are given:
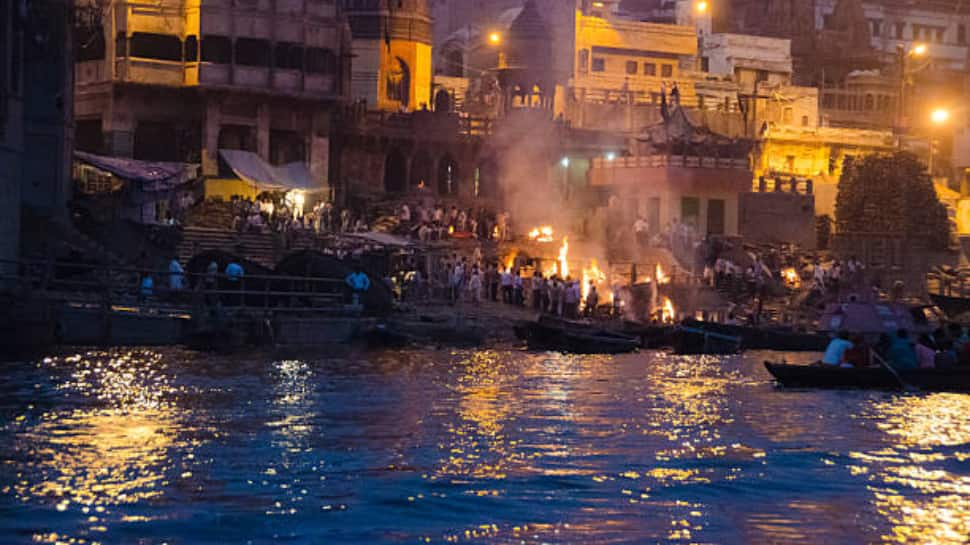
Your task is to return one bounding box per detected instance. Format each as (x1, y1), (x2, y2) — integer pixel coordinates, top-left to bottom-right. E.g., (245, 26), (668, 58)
(467, 266), (482, 303)
(500, 269), (513, 304)
(634, 217), (650, 247)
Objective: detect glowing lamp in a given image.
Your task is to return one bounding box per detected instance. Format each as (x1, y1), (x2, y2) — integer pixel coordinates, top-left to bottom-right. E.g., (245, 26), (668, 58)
(931, 108), (950, 125)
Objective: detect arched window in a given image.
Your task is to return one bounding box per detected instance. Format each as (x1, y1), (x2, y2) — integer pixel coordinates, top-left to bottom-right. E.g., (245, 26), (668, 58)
(386, 57), (411, 107)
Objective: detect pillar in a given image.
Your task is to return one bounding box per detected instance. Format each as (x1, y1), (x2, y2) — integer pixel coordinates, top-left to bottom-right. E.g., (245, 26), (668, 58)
(257, 103), (270, 161)
(102, 94), (135, 157)
(201, 97), (221, 177)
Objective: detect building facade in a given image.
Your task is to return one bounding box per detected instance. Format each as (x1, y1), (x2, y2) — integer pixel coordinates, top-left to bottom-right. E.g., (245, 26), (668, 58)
(1, 2), (24, 276)
(74, 0), (348, 186)
(342, 0), (434, 112)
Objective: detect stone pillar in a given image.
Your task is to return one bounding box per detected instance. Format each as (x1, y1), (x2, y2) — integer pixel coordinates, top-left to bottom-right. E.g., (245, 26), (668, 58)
(257, 103), (271, 161)
(202, 97), (221, 177)
(102, 94), (134, 157)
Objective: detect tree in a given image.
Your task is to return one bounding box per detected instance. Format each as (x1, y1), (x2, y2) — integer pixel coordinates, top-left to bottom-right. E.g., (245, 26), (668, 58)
(835, 152), (950, 250)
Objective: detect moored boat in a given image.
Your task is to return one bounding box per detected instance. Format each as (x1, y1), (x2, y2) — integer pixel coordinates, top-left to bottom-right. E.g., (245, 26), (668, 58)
(514, 319), (640, 354)
(683, 319), (828, 352)
(764, 362), (970, 392)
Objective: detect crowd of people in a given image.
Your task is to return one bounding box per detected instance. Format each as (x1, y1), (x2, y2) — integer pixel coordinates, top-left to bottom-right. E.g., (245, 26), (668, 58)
(228, 194), (374, 239)
(394, 251), (606, 319)
(395, 203), (512, 243)
(822, 324), (970, 371)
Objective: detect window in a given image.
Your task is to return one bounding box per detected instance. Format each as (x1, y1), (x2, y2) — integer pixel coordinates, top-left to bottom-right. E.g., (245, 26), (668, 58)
(700, 56), (709, 72)
(871, 19), (881, 38)
(661, 64), (672, 77)
(801, 115), (809, 127)
(306, 47), (336, 74)
(591, 57), (605, 72)
(625, 60), (637, 75)
(644, 62), (656, 76)
(756, 70), (769, 83)
(274, 42), (304, 70)
(129, 32), (182, 61)
(185, 35), (198, 62)
(201, 35), (231, 63)
(936, 28), (945, 43)
(895, 22), (905, 39)
(785, 155), (795, 172)
(578, 49), (589, 73)
(959, 24), (967, 45)
(75, 21), (106, 61)
(783, 107), (793, 124)
(235, 38), (271, 67)
(115, 32), (127, 57)
(865, 94), (874, 110)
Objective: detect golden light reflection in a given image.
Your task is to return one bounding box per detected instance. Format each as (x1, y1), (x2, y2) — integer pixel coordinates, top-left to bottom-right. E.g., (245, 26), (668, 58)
(857, 394), (970, 544)
(9, 350), (185, 541)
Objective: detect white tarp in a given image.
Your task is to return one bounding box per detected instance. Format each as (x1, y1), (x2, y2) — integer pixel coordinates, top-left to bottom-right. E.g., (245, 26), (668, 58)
(219, 149), (320, 192)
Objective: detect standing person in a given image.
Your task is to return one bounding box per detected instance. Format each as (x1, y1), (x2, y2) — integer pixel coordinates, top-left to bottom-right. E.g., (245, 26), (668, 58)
(634, 216), (650, 248)
(500, 268), (513, 303)
(532, 272), (545, 312)
(345, 266), (371, 307)
(204, 259), (219, 302)
(563, 279), (579, 318)
(224, 260), (245, 306)
(484, 263), (497, 302)
(468, 266), (483, 303)
(168, 257), (185, 295)
(513, 271), (524, 306)
(585, 285), (599, 317)
(450, 260), (465, 305)
(552, 278), (565, 317)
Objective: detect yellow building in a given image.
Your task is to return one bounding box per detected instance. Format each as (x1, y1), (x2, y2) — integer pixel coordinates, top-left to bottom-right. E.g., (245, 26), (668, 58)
(343, 0), (433, 112)
(757, 125), (898, 217)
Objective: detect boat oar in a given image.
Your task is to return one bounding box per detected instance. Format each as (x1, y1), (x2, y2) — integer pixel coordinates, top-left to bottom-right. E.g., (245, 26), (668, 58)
(870, 351), (917, 392)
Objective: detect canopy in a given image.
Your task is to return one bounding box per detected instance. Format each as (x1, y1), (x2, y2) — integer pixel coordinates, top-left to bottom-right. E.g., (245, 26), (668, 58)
(75, 151), (199, 192)
(219, 149), (321, 192)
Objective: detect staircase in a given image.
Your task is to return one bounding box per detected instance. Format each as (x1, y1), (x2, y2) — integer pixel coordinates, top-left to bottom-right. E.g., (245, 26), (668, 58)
(178, 227), (280, 269)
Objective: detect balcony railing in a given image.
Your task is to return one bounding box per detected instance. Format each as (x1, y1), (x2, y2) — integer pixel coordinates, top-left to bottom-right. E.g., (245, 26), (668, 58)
(591, 154), (749, 170)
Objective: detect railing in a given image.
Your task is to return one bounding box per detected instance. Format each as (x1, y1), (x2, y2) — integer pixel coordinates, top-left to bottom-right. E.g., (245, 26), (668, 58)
(0, 258), (349, 314)
(591, 155), (749, 170)
(752, 176), (815, 195)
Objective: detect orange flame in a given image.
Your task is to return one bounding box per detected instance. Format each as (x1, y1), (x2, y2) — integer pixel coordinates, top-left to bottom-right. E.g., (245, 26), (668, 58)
(656, 264), (670, 285)
(558, 237), (570, 279)
(528, 226), (555, 243)
(661, 297), (676, 323)
(505, 251), (518, 271)
(782, 267), (801, 288)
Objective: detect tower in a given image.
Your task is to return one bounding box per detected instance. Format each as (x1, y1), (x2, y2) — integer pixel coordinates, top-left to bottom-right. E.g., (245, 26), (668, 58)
(342, 0), (434, 112)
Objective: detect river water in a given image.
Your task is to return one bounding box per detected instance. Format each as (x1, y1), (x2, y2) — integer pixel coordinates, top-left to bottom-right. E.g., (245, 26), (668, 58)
(0, 347), (968, 544)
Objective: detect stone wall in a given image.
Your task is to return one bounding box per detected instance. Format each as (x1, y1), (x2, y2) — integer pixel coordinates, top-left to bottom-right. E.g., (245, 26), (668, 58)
(739, 192), (816, 248)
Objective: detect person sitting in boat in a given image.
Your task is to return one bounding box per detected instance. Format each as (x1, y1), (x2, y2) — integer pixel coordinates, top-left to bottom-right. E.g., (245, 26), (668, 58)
(844, 334), (872, 368)
(821, 330), (853, 366)
(916, 334), (937, 369)
(887, 329), (918, 370)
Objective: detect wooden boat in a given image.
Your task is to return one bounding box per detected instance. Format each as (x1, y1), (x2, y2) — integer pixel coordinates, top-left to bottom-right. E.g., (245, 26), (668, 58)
(672, 326), (742, 355)
(764, 362), (970, 392)
(514, 319), (640, 354)
(683, 319), (828, 352)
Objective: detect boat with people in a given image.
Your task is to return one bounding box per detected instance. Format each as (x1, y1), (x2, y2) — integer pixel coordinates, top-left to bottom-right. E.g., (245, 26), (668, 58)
(764, 362), (970, 392)
(513, 317), (641, 354)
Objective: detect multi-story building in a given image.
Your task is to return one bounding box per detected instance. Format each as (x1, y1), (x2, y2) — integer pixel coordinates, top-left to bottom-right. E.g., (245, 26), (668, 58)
(1, 2), (24, 275)
(342, 0), (434, 112)
(74, 0), (349, 186)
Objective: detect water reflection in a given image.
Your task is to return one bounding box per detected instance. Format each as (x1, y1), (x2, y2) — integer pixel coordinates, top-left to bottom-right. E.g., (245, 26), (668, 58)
(0, 348), (968, 544)
(3, 350), (187, 543)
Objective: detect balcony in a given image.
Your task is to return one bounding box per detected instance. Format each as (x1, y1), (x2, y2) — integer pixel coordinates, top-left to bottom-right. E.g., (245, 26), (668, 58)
(233, 66), (270, 88)
(272, 69), (303, 93)
(115, 58), (185, 87)
(198, 63), (231, 86)
(304, 74), (335, 95)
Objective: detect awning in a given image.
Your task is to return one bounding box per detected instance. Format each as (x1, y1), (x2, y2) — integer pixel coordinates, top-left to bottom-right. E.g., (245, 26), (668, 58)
(74, 151), (199, 191)
(219, 149), (321, 192)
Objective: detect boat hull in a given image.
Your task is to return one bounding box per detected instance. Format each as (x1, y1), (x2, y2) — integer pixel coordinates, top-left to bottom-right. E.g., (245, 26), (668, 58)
(764, 362), (970, 392)
(514, 320), (640, 354)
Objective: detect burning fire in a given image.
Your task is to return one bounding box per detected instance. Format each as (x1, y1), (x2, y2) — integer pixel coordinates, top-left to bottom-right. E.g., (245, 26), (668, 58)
(655, 264), (670, 285)
(505, 251), (518, 271)
(581, 259), (606, 303)
(448, 225), (455, 235)
(661, 297), (676, 323)
(782, 267), (801, 288)
(558, 238), (570, 279)
(528, 226), (555, 243)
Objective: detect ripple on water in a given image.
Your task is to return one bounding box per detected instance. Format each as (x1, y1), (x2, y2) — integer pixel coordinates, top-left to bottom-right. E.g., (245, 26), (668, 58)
(0, 347), (967, 544)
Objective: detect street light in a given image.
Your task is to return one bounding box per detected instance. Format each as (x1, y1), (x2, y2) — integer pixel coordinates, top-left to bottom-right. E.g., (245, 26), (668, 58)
(488, 32), (501, 46)
(696, 1), (708, 13)
(928, 108), (950, 176)
(912, 43), (928, 57)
